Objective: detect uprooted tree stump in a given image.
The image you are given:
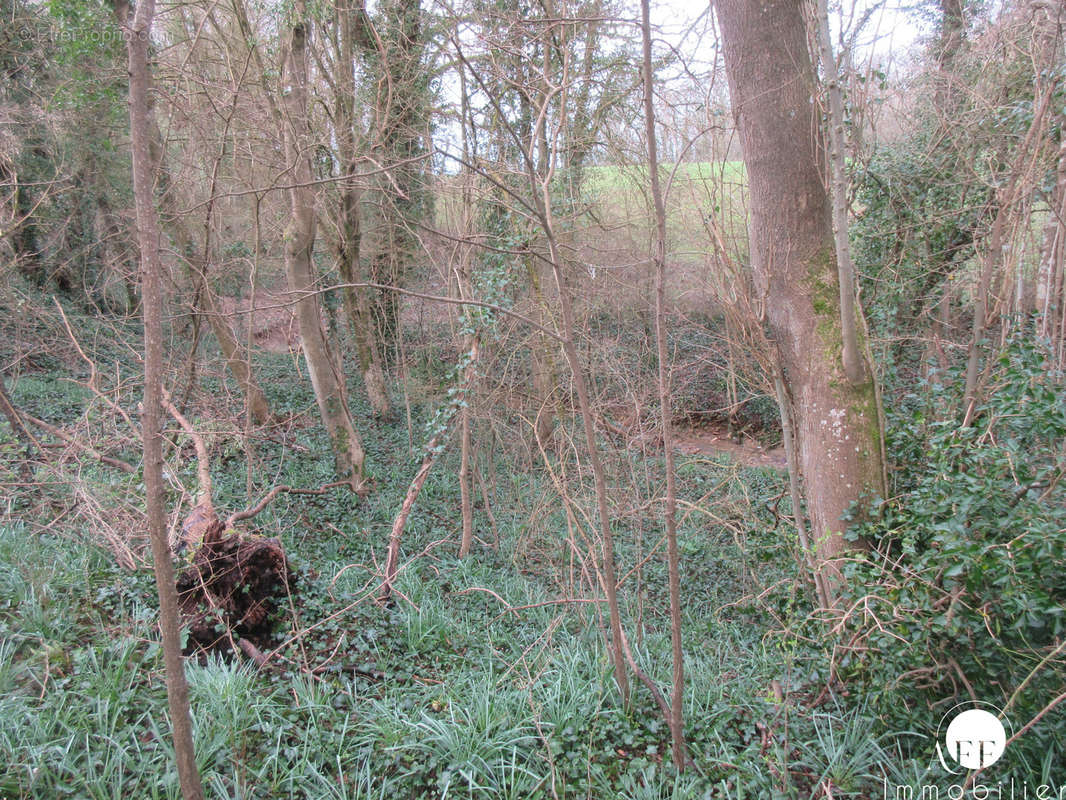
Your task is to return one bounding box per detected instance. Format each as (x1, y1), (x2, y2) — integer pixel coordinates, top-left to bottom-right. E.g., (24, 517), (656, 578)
(163, 398), (300, 661)
(176, 515), (295, 654)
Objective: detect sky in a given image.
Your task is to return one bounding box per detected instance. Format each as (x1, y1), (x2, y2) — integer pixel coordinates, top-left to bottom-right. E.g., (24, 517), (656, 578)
(654, 0), (931, 73)
(430, 0), (935, 171)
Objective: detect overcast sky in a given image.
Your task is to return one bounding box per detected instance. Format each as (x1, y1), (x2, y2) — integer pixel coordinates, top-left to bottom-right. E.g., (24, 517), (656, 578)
(654, 0), (931, 74)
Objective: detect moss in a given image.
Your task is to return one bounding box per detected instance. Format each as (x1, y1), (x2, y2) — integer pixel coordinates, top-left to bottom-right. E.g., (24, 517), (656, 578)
(804, 244), (886, 493)
(805, 244), (845, 361)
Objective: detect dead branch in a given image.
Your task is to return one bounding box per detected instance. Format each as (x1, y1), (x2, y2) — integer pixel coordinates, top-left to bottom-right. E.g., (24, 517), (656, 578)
(21, 410), (135, 473)
(226, 480), (351, 527)
(379, 422), (454, 602)
(0, 376), (44, 466)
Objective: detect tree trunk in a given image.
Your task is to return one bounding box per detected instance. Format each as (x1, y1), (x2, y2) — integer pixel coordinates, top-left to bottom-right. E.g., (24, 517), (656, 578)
(457, 86), (477, 560)
(641, 0), (687, 768)
(717, 0), (886, 596)
(336, 180), (391, 417)
(933, 0), (966, 112)
(1035, 2), (1066, 347)
(813, 0), (866, 385)
(526, 256), (560, 447)
(963, 76), (1055, 417)
(363, 0), (428, 351)
(120, 0), (205, 795)
(535, 194), (629, 703)
(334, 2), (391, 417)
(1, 159), (43, 286)
(280, 15), (367, 488)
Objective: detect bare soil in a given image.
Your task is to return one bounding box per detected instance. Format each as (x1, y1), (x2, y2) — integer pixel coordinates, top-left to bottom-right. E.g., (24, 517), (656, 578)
(217, 289), (299, 354)
(673, 423), (786, 469)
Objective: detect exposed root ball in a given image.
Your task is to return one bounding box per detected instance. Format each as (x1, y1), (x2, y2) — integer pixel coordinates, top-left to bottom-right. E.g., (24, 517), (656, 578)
(176, 530), (294, 653)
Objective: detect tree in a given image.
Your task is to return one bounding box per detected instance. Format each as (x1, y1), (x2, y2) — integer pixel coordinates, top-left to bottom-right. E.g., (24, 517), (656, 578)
(359, 0), (431, 350)
(716, 0), (886, 597)
(280, 6), (368, 488)
(327, 0), (392, 418)
(147, 114), (274, 425)
(641, 0), (686, 766)
(117, 0), (205, 795)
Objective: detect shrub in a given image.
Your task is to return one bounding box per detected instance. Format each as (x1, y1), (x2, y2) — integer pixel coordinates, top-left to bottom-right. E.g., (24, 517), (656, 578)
(835, 328), (1066, 778)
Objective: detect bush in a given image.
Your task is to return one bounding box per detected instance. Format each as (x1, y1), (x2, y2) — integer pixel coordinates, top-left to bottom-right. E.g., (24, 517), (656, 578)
(836, 328), (1066, 778)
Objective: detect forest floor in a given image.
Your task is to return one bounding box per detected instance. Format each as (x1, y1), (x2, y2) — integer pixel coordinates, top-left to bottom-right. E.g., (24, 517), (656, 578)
(217, 289), (299, 354)
(0, 295), (878, 799)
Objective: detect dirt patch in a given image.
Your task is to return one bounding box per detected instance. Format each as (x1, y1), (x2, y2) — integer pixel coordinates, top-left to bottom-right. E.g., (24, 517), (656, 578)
(217, 289), (300, 354)
(600, 408), (787, 470)
(674, 423), (786, 470)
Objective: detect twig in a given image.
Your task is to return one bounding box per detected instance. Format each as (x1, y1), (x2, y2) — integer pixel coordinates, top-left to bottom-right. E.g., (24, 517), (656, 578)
(453, 586), (520, 616)
(53, 298), (139, 436)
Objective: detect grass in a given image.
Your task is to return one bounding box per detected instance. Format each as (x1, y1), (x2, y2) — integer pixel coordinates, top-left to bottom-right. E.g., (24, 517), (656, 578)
(0, 467), (900, 799)
(583, 161), (750, 264)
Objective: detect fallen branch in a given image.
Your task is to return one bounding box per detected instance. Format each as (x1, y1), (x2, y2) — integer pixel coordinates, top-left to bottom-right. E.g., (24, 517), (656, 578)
(19, 408), (135, 474)
(226, 481), (350, 527)
(238, 638), (269, 667)
(0, 376), (44, 467)
(379, 422), (454, 602)
(161, 393), (219, 549)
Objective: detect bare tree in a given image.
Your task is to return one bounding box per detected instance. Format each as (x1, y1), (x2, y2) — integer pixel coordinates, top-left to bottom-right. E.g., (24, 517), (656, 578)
(640, 0), (686, 767)
(328, 0), (392, 417)
(147, 116), (274, 426)
(118, 0), (205, 795)
(280, 8), (367, 488)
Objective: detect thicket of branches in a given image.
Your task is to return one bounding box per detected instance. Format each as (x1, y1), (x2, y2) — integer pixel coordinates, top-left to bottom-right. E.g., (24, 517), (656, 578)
(2, 0), (1065, 790)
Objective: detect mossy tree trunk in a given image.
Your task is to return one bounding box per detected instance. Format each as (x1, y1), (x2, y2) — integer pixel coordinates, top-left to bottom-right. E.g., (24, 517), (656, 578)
(717, 0), (886, 598)
(280, 12), (367, 489)
(363, 0), (429, 351)
(333, 1), (391, 418)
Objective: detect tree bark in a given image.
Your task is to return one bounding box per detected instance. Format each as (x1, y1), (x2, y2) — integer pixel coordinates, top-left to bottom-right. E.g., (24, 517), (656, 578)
(457, 83), (477, 560)
(120, 0), (205, 795)
(813, 0), (866, 385)
(1034, 1), (1066, 349)
(717, 0), (886, 596)
(280, 14), (367, 488)
(363, 0), (428, 350)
